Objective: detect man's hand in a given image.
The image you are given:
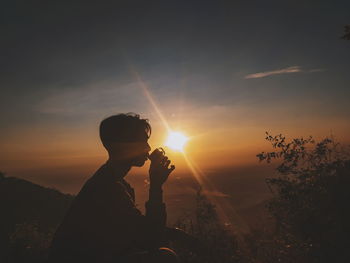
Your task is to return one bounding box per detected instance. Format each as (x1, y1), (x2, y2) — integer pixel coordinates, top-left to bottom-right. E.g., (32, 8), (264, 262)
(149, 148), (175, 188)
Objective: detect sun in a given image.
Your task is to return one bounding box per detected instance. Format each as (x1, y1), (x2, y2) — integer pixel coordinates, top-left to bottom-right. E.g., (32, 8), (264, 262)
(165, 131), (189, 152)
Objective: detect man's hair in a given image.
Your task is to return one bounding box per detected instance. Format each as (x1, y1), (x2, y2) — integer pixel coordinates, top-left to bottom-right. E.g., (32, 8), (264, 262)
(99, 113), (151, 149)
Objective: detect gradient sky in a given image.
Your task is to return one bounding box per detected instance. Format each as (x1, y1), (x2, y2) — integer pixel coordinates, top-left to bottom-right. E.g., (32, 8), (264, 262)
(1, 0), (350, 194)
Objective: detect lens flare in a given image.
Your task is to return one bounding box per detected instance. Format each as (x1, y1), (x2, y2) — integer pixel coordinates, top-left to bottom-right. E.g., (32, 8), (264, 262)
(165, 131), (188, 152)
(129, 65), (251, 247)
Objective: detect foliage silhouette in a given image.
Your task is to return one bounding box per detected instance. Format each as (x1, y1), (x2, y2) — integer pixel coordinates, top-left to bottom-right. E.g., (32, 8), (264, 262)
(173, 188), (241, 263)
(8, 223), (54, 263)
(256, 133), (350, 263)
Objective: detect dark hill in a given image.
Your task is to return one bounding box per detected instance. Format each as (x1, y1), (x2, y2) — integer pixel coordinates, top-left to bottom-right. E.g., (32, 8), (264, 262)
(0, 172), (73, 261)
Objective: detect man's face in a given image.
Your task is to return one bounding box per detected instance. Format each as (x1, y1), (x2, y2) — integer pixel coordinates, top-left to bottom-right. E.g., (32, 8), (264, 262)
(109, 130), (151, 167)
(128, 138), (151, 167)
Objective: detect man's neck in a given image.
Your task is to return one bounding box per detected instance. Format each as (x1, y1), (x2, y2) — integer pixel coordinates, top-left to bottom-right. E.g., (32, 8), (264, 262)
(106, 158), (131, 179)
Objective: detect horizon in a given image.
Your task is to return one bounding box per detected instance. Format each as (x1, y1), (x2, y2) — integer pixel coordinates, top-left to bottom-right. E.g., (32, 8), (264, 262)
(1, 0), (350, 207)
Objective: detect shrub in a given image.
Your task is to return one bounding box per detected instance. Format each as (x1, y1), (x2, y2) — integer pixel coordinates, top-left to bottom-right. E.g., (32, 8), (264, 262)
(173, 189), (241, 263)
(256, 133), (350, 263)
(8, 223), (54, 263)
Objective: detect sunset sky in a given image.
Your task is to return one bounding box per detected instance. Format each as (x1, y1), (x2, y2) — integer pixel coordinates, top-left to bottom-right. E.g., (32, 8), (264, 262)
(1, 0), (350, 195)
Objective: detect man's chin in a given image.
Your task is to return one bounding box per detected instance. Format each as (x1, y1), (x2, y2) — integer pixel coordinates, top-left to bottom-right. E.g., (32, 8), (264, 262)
(131, 158), (147, 167)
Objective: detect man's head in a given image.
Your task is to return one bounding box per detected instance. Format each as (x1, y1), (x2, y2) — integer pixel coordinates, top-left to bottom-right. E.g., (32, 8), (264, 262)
(99, 113), (151, 167)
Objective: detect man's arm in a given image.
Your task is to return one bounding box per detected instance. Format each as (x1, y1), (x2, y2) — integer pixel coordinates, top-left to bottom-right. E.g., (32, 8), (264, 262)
(102, 149), (175, 251)
(146, 185), (166, 226)
(146, 148), (175, 228)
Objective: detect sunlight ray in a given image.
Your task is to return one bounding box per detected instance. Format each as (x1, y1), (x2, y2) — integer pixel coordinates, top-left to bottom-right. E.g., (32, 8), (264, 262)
(131, 69), (171, 132)
(128, 65), (250, 243)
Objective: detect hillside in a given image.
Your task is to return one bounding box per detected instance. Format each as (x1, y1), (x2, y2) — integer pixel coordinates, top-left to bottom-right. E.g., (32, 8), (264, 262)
(0, 172), (73, 262)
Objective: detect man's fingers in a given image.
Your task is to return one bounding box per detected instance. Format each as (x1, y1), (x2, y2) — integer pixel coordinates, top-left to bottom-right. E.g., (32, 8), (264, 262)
(164, 165), (175, 180)
(150, 148), (165, 162)
(165, 164), (175, 177)
(164, 160), (171, 168)
(161, 156), (168, 165)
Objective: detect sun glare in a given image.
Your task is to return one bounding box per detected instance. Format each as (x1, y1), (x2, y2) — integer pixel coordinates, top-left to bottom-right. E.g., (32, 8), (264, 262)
(165, 131), (189, 152)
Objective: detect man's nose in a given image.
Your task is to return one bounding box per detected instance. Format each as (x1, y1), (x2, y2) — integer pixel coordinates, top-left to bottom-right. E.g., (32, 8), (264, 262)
(146, 143), (151, 152)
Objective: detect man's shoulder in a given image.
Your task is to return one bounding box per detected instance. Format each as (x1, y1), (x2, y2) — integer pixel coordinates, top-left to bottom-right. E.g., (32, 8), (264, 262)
(91, 163), (110, 178)
(73, 164), (110, 197)
(83, 164), (111, 186)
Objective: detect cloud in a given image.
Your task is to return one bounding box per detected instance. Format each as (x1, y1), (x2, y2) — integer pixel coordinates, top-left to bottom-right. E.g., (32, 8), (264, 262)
(245, 66), (326, 79)
(245, 66), (301, 79)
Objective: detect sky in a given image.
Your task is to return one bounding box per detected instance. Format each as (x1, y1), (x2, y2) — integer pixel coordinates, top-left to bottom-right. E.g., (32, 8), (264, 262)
(1, 0), (350, 196)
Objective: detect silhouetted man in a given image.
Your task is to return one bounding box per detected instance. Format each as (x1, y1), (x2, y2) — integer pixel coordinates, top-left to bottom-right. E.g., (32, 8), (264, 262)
(49, 114), (178, 263)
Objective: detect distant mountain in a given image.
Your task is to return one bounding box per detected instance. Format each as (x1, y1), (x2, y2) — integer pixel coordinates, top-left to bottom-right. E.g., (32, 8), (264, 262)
(0, 172), (74, 257)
